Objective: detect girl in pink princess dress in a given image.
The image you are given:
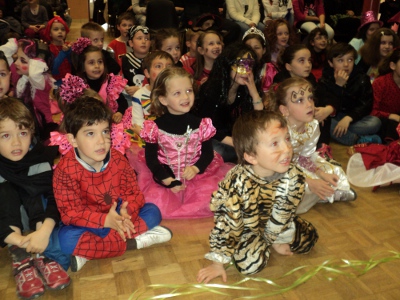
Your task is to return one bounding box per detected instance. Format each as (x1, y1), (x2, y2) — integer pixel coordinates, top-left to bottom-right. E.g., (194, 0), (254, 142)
(127, 67), (233, 219)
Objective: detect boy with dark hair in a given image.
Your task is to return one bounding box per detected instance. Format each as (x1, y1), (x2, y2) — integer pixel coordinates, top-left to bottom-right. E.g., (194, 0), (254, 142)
(80, 21), (121, 75)
(0, 97), (70, 299)
(197, 110), (318, 283)
(315, 43), (381, 146)
(107, 12), (135, 69)
(131, 50), (174, 133)
(53, 96), (172, 273)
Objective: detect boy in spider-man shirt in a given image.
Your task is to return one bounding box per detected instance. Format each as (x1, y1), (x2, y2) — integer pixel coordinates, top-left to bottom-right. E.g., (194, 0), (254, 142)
(53, 96), (172, 272)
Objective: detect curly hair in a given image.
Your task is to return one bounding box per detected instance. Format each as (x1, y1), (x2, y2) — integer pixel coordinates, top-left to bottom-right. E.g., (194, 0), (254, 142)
(264, 18), (297, 53)
(194, 42), (260, 116)
(150, 67), (194, 117)
(360, 28), (400, 67)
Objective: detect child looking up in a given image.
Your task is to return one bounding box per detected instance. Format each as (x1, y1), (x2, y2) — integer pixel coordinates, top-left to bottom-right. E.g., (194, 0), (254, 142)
(371, 48), (400, 142)
(183, 30), (223, 86)
(121, 25), (151, 97)
(80, 21), (121, 75)
(242, 27), (278, 93)
(131, 50), (174, 133)
(43, 16), (72, 86)
(53, 96), (172, 272)
(315, 43), (382, 146)
(107, 12), (135, 69)
(0, 51), (11, 99)
(0, 98), (70, 299)
(268, 77), (356, 211)
(73, 38), (128, 123)
(179, 29), (200, 69)
(133, 67), (233, 219)
(306, 27), (328, 81)
(197, 110), (318, 283)
(153, 28), (182, 66)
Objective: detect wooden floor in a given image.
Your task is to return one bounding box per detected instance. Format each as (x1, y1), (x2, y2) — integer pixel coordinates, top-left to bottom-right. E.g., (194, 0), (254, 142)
(1, 20), (400, 300)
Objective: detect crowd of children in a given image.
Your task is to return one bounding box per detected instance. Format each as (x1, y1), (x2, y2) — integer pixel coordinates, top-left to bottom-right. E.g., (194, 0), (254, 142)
(1, 5), (400, 298)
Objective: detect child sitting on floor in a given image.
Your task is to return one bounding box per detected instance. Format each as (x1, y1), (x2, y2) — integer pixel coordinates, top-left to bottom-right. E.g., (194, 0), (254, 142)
(0, 98), (70, 299)
(53, 96), (172, 272)
(131, 67), (233, 219)
(197, 110), (318, 283)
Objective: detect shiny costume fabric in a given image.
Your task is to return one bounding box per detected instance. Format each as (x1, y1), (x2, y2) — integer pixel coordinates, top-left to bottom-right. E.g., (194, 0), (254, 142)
(290, 119), (351, 205)
(205, 164), (318, 275)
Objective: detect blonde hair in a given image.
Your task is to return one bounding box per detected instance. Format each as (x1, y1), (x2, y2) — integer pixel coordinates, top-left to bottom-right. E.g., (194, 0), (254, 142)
(150, 67), (194, 117)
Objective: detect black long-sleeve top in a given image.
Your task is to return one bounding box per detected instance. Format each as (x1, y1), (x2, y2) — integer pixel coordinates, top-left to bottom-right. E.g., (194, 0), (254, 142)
(144, 112), (214, 182)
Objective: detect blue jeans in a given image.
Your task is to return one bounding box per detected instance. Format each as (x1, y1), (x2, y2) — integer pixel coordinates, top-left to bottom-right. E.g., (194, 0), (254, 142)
(212, 139), (237, 163)
(330, 113), (381, 146)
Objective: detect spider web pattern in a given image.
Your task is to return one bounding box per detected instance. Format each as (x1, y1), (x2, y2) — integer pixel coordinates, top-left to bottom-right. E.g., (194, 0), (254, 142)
(53, 148), (148, 259)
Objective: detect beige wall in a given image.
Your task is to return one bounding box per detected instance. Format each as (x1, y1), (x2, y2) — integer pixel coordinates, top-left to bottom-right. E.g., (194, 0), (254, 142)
(69, 0), (90, 20)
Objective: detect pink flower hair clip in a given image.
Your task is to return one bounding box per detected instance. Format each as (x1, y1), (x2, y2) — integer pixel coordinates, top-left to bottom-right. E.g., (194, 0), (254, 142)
(71, 37), (92, 54)
(59, 73), (90, 103)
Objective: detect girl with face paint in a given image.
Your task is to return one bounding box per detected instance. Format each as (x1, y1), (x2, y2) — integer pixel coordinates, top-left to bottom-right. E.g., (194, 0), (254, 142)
(268, 77), (356, 213)
(0, 38), (59, 141)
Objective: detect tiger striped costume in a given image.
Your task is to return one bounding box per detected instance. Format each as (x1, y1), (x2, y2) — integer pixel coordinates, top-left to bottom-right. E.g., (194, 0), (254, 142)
(205, 163), (318, 275)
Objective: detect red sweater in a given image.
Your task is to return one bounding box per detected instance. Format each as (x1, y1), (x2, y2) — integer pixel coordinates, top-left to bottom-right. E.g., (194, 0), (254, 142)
(371, 72), (400, 118)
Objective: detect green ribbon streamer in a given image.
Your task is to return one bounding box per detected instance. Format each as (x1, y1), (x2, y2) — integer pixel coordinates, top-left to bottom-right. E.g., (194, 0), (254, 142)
(129, 251), (400, 300)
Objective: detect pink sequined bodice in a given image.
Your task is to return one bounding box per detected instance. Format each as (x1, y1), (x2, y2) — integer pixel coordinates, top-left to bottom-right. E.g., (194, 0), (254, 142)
(141, 118), (216, 180)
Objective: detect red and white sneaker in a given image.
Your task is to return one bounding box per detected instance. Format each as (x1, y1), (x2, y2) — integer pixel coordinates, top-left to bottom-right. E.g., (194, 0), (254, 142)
(34, 256), (71, 290)
(13, 257), (45, 300)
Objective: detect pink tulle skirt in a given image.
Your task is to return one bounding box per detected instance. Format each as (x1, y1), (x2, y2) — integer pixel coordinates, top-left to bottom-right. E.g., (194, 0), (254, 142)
(126, 145), (233, 219)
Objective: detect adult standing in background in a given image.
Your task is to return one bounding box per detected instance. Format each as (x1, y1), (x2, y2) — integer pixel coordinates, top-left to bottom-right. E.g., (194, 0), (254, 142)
(225, 0), (265, 35)
(182, 0), (241, 45)
(292, 0), (334, 40)
(262, 0), (293, 26)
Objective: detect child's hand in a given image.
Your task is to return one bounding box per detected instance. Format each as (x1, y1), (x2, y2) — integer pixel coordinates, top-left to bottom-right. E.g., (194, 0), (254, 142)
(105, 202), (127, 241)
(119, 201), (136, 239)
(112, 112), (123, 123)
(182, 166), (199, 181)
(307, 177), (334, 200)
(19, 230), (50, 254)
(125, 85), (140, 96)
(334, 70), (349, 87)
(318, 172), (339, 187)
(333, 116), (352, 137)
(272, 243), (293, 256)
(197, 262), (227, 284)
(62, 43), (71, 52)
(314, 106), (333, 123)
(132, 123), (142, 135)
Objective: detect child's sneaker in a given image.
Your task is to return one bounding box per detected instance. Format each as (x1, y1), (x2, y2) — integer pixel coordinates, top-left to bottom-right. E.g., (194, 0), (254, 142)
(34, 256), (71, 290)
(357, 134), (382, 144)
(70, 256), (88, 272)
(13, 257), (45, 300)
(135, 226), (172, 249)
(334, 188), (357, 201)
